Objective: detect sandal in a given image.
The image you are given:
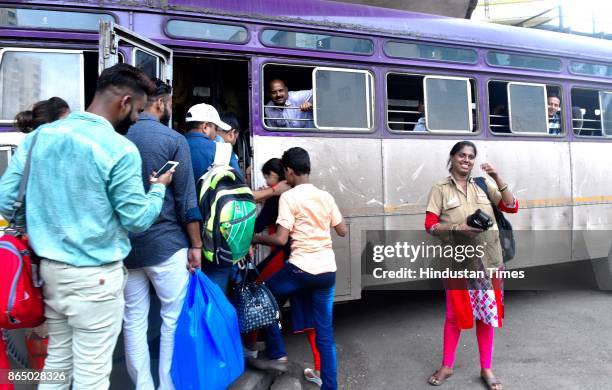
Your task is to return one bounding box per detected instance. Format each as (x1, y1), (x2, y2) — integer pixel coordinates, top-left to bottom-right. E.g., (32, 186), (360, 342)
(481, 375), (503, 390)
(304, 368), (322, 387)
(428, 368), (453, 386)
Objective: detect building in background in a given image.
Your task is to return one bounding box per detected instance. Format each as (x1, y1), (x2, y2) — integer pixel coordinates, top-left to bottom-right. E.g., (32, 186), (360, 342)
(472, 0), (612, 40)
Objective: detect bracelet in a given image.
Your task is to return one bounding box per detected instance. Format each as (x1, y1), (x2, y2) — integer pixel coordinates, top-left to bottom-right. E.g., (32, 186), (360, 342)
(498, 184), (509, 192)
(190, 246), (202, 249)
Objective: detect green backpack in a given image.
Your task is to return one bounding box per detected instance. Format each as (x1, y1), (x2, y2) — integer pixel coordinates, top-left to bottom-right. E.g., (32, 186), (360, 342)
(197, 143), (256, 264)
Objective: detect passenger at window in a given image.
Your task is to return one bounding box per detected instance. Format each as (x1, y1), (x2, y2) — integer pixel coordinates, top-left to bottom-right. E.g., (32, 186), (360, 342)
(265, 79), (314, 128)
(547, 95), (561, 135)
(413, 100), (427, 132)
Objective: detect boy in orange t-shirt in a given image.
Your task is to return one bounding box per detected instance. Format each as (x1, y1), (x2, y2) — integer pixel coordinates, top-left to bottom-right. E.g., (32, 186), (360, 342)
(252, 147), (347, 390)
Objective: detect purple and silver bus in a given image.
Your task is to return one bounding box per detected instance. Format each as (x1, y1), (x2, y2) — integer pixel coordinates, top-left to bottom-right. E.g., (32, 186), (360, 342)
(1, 0), (612, 301)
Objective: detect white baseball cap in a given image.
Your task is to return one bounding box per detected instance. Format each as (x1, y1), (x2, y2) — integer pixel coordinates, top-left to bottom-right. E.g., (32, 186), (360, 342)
(185, 103), (231, 131)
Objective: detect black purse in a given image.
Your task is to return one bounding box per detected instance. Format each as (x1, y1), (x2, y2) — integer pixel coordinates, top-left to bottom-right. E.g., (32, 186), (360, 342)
(230, 260), (281, 334)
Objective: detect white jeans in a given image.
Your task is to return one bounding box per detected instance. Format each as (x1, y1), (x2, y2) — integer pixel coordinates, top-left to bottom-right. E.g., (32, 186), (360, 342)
(123, 248), (189, 390)
(39, 259), (127, 390)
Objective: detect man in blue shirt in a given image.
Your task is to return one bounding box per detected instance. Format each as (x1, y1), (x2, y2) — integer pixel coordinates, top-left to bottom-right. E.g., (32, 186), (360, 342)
(0, 64), (173, 389)
(264, 79), (314, 128)
(184, 103), (241, 292)
(123, 79), (202, 390)
(185, 103), (241, 182)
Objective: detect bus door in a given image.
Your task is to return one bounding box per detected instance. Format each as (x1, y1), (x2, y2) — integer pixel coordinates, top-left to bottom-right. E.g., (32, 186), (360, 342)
(98, 20), (172, 85)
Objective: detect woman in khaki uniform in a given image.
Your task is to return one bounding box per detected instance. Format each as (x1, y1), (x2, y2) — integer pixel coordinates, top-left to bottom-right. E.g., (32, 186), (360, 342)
(425, 141), (518, 390)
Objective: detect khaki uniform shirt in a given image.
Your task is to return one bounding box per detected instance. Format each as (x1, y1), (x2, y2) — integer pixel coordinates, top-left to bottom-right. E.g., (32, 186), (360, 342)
(426, 176), (503, 269)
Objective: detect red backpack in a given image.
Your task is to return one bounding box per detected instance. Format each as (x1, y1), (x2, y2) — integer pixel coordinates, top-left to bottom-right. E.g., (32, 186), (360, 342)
(0, 234), (44, 329)
(0, 132), (44, 329)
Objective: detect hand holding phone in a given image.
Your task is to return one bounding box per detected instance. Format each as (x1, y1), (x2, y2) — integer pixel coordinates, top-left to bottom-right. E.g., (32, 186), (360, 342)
(150, 161), (178, 185)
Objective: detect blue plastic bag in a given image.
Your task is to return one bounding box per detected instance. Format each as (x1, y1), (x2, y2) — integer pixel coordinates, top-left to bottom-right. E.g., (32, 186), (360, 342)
(171, 269), (244, 390)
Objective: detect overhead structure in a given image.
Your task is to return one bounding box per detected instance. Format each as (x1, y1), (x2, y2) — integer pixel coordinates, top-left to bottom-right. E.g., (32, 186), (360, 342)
(330, 0), (479, 19)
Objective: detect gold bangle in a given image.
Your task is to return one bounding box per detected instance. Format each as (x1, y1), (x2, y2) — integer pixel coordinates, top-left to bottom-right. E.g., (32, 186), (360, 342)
(499, 184), (509, 192)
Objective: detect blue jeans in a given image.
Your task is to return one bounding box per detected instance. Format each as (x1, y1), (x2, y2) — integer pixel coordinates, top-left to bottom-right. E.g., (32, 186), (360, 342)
(264, 263), (337, 390)
(202, 262), (236, 295)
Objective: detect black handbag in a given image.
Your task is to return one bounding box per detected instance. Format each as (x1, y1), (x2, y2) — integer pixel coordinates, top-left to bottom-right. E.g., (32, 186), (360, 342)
(230, 260), (281, 334)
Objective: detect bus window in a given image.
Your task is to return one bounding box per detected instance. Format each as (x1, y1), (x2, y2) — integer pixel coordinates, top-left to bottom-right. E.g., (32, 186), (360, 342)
(0, 7), (114, 31)
(599, 91), (612, 137)
(134, 48), (160, 80)
(489, 80), (555, 135)
(571, 88), (602, 136)
(0, 49), (83, 123)
(424, 76), (473, 132)
(313, 67), (373, 130)
(386, 73), (477, 133)
(262, 64), (373, 131)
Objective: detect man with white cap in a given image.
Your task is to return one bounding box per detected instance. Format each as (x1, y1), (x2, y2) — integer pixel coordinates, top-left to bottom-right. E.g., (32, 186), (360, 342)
(184, 103), (241, 292)
(184, 103), (241, 183)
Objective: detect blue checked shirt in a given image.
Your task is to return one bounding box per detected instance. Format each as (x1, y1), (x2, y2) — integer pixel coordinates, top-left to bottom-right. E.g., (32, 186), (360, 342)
(0, 112), (166, 266)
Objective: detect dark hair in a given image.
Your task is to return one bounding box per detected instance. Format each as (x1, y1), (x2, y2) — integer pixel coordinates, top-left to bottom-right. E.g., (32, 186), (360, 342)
(261, 158), (285, 180)
(96, 63), (155, 96)
(186, 121), (204, 132)
(447, 141), (477, 171)
(14, 97), (69, 133)
(281, 147), (310, 176)
(145, 78), (172, 108)
(220, 113), (240, 132)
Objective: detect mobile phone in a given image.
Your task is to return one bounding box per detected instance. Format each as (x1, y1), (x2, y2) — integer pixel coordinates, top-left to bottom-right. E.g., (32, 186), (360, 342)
(154, 161), (179, 178)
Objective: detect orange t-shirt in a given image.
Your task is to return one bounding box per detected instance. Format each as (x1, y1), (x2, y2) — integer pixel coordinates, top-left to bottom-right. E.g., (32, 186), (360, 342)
(276, 183), (343, 275)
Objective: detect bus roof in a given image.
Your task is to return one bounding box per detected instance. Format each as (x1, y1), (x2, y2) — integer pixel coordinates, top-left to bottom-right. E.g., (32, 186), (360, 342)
(17, 0), (612, 62)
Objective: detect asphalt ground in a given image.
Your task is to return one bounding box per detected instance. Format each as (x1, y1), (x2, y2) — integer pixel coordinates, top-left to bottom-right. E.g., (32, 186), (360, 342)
(283, 288), (612, 390)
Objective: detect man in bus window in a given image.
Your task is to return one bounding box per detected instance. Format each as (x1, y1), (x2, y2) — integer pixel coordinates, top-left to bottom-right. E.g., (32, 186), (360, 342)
(265, 79), (314, 128)
(547, 95), (561, 135)
(413, 99), (427, 132)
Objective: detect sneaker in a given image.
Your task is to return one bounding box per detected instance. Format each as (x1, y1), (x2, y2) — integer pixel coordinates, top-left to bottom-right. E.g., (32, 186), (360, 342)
(304, 368), (322, 387)
(246, 357), (289, 372)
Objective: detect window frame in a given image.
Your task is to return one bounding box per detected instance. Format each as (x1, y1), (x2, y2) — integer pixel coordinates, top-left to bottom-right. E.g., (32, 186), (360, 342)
(312, 67), (374, 131)
(598, 91), (612, 138)
(423, 75), (473, 133)
(164, 18), (250, 45)
(261, 62), (376, 133)
(570, 86), (609, 139)
(132, 47), (162, 79)
(0, 6), (117, 32)
(258, 28), (375, 56)
(487, 79), (565, 138)
(384, 71), (480, 136)
(0, 47), (85, 125)
(383, 40), (478, 65)
(569, 60), (612, 79)
(486, 51), (562, 73)
(506, 81), (549, 135)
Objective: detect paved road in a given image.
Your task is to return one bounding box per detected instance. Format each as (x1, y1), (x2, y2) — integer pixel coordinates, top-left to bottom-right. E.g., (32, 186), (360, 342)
(283, 288), (612, 390)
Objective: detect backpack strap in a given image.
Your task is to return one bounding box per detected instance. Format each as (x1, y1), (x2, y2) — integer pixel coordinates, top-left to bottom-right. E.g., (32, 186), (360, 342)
(213, 142), (232, 167)
(8, 131), (40, 226)
(473, 176), (491, 203)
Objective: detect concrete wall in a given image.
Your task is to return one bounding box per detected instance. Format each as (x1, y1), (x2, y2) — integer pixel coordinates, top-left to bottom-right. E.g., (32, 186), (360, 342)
(330, 0), (478, 18)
